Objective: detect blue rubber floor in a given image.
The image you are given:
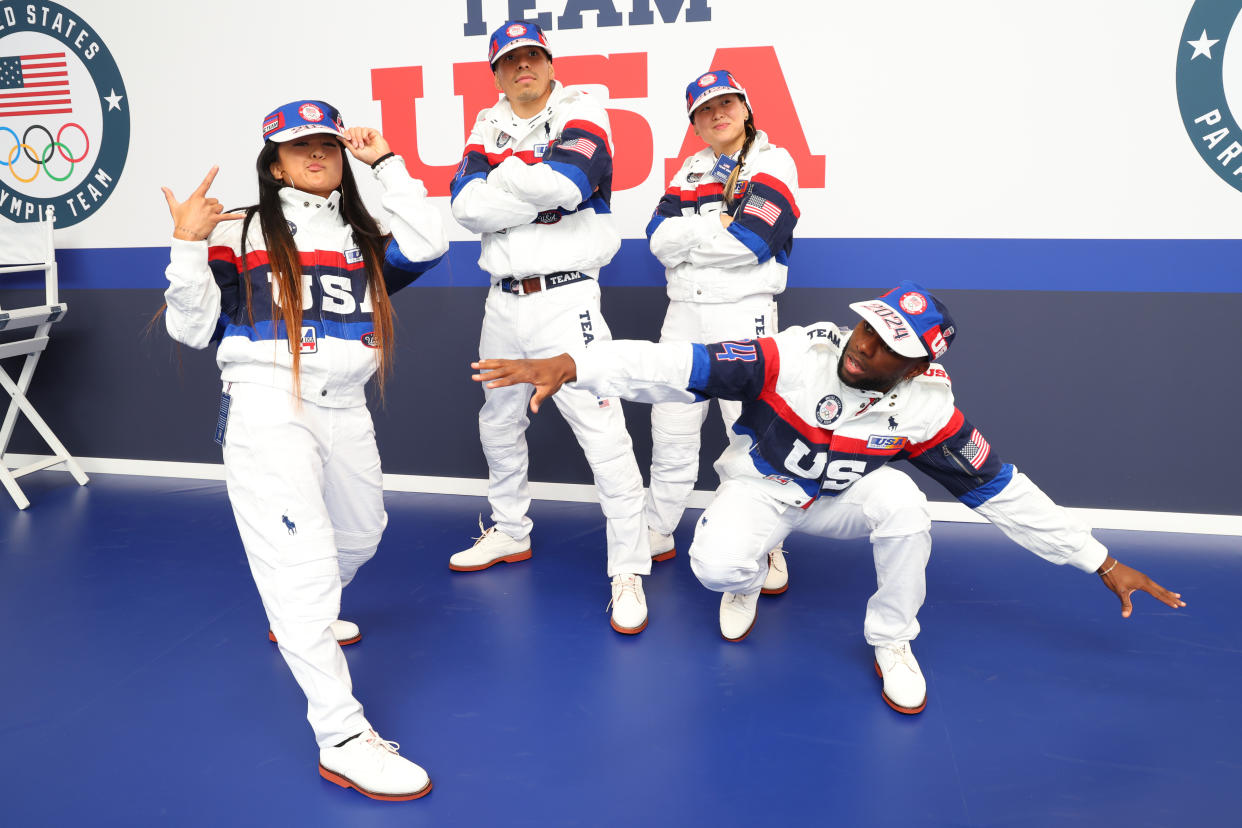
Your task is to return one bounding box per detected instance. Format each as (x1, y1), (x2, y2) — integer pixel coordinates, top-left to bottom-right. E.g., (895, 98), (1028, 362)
(1, 473), (1238, 827)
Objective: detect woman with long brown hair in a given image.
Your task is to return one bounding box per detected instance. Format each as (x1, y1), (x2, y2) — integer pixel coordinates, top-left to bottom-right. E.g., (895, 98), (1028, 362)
(644, 71), (801, 613)
(160, 100), (447, 801)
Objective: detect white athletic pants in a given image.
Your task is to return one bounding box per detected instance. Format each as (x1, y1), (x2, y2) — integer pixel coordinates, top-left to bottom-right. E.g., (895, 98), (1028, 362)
(646, 295), (778, 535)
(478, 278), (649, 577)
(222, 381), (387, 748)
(688, 467), (933, 645)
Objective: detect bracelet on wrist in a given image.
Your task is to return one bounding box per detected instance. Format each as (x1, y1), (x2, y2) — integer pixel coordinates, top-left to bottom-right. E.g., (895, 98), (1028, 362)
(371, 151), (396, 169)
(1098, 558), (1118, 577)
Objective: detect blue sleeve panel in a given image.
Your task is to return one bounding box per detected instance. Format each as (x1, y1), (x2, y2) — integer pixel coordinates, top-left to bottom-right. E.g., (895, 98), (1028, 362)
(543, 123), (613, 204)
(449, 148), (494, 201)
(382, 238), (444, 295)
(644, 190), (686, 238)
(725, 175), (798, 264)
(903, 415), (1011, 504)
(688, 338), (772, 402)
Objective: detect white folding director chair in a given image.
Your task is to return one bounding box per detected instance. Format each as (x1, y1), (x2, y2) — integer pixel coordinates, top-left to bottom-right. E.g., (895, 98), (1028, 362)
(0, 219), (88, 509)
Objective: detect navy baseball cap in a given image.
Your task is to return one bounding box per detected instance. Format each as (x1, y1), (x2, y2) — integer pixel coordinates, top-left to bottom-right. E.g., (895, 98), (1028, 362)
(488, 20), (551, 66)
(262, 100), (345, 143)
(685, 69), (749, 120)
(849, 281), (957, 360)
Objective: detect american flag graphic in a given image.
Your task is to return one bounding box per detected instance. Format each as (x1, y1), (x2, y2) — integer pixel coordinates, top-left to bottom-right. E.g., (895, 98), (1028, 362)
(559, 137), (596, 159)
(0, 53), (71, 119)
(959, 428), (991, 470)
(742, 193), (782, 226)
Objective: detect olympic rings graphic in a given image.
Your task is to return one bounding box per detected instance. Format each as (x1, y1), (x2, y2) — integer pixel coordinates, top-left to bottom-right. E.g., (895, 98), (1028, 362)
(0, 121), (90, 182)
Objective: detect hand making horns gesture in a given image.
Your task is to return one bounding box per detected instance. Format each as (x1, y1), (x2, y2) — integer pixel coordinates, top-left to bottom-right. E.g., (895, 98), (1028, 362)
(162, 166), (245, 242)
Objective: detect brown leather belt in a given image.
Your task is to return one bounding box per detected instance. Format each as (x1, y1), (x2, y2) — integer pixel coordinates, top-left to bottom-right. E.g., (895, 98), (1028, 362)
(499, 271), (588, 295)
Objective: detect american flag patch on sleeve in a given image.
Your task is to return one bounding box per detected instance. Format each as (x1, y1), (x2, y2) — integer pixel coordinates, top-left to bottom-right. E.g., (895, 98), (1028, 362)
(559, 137), (597, 159)
(959, 428), (991, 469)
(741, 193), (782, 226)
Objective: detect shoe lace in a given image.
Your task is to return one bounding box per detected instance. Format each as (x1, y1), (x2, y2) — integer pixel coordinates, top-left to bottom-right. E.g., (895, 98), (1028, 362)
(726, 591), (754, 610)
(768, 548), (785, 573)
(881, 643), (916, 673)
(472, 515), (493, 547)
(607, 575), (641, 611)
(364, 730), (400, 756)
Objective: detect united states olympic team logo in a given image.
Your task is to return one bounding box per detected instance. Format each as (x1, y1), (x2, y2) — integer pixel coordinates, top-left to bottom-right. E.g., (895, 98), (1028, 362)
(898, 292), (927, 314)
(0, 2), (128, 227)
(1177, 1), (1242, 193)
(815, 394), (842, 426)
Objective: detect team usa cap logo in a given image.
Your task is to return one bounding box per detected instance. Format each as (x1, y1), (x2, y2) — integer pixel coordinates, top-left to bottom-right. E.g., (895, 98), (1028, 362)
(849, 280), (958, 360)
(685, 68), (749, 119)
(0, 1), (130, 228)
(262, 100), (344, 143)
(488, 20), (552, 65)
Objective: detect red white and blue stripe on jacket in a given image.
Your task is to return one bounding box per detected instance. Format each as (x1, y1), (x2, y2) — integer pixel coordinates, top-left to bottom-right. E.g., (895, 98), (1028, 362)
(207, 237), (441, 345)
(450, 118), (613, 218)
(686, 337), (1013, 508)
(645, 172), (799, 265)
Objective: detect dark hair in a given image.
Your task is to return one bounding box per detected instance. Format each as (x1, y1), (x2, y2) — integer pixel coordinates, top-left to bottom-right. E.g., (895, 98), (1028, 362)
(242, 139), (396, 399)
(723, 104), (757, 208)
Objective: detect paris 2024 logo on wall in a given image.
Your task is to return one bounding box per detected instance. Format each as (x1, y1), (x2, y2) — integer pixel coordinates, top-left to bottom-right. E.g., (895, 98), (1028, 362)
(0, 1), (128, 227)
(1177, 0), (1242, 193)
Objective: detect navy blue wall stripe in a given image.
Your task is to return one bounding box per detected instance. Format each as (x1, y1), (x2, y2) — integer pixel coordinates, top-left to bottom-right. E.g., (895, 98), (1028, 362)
(15, 238), (1242, 292)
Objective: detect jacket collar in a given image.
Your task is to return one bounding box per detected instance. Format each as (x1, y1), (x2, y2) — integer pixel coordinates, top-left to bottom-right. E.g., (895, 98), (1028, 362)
(490, 80), (567, 142)
(278, 187), (344, 226)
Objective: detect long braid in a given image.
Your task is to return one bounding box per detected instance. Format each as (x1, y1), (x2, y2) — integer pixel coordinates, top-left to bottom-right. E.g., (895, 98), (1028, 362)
(723, 115), (758, 208)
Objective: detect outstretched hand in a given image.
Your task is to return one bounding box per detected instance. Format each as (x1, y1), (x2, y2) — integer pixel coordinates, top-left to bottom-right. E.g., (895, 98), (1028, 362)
(1097, 557), (1185, 618)
(471, 354), (578, 413)
(161, 166), (244, 241)
(342, 127), (392, 166)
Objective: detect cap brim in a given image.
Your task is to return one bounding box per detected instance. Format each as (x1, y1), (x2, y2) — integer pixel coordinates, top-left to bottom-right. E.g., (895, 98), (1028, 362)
(689, 85), (748, 117)
(267, 124), (343, 144)
(849, 301), (929, 359)
(491, 40), (551, 66)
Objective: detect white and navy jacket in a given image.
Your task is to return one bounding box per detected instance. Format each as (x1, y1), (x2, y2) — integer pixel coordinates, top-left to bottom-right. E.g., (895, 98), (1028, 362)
(647, 130), (798, 304)
(571, 324), (1108, 572)
(449, 81), (620, 281)
(164, 157), (448, 408)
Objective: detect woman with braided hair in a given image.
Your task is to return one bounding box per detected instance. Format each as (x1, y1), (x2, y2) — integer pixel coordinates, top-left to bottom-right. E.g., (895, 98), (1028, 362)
(160, 100), (447, 801)
(644, 70), (801, 600)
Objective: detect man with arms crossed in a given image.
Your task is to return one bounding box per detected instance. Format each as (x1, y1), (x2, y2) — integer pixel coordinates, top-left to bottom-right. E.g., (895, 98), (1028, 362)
(449, 21), (654, 634)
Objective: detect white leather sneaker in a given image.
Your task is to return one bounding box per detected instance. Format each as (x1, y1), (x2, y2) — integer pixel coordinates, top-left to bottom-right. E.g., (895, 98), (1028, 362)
(874, 642), (927, 714)
(449, 520), (531, 572)
(761, 546), (788, 595)
(648, 528), (676, 562)
(609, 574), (648, 634)
(268, 619), (361, 646)
(719, 590), (760, 641)
(319, 729), (432, 801)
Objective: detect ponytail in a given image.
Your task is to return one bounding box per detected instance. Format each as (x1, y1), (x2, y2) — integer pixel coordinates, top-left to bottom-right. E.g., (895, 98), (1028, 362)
(723, 114), (758, 207)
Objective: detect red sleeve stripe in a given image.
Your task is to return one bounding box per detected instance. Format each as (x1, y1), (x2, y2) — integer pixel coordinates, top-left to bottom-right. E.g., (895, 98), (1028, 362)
(462, 143), (539, 166)
(755, 337), (837, 444)
(563, 119), (611, 153)
(905, 408), (965, 457)
(208, 245), (238, 266)
(751, 172), (800, 218)
(217, 248), (365, 272)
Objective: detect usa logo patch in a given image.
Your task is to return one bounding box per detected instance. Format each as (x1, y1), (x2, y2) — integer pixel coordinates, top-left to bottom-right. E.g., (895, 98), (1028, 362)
(298, 103), (324, 122)
(867, 435), (908, 450)
(291, 326), (317, 354)
(360, 332), (379, 348)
